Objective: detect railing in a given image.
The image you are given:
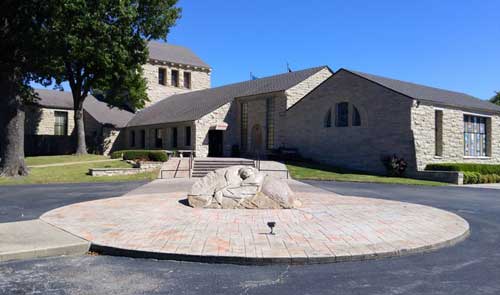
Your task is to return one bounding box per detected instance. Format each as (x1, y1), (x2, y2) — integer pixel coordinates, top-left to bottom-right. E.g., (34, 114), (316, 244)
(159, 155), (194, 179)
(253, 152), (289, 179)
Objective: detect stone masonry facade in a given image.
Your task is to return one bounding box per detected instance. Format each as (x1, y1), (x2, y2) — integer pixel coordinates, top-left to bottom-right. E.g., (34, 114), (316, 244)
(285, 67), (333, 109)
(285, 70), (416, 173)
(143, 62), (211, 107)
(25, 106), (75, 136)
(411, 102), (500, 170)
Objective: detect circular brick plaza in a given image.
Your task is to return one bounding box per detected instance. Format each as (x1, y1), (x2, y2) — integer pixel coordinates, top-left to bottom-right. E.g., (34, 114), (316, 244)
(41, 180), (470, 264)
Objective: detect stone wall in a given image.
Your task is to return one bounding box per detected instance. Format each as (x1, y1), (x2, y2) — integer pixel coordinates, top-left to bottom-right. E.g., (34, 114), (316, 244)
(143, 62), (211, 107)
(195, 103), (238, 157)
(285, 67), (333, 109)
(126, 121), (195, 151)
(411, 102), (500, 170)
(25, 106), (75, 136)
(284, 70), (416, 174)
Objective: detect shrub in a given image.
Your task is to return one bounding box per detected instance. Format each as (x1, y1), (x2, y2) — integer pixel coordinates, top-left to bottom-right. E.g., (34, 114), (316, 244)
(425, 163), (500, 175)
(381, 154), (408, 177)
(110, 150), (168, 162)
(463, 172), (481, 184)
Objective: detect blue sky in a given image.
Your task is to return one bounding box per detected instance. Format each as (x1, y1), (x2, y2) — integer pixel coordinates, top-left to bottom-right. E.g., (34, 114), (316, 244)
(166, 0), (499, 99)
(36, 0), (499, 99)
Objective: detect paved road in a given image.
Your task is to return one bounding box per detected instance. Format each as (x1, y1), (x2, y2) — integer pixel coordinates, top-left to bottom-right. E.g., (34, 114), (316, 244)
(1, 181), (500, 294)
(0, 181), (147, 223)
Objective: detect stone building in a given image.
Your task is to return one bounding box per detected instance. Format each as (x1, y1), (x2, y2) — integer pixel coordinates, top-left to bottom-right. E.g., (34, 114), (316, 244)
(24, 89), (134, 156)
(125, 66), (333, 157)
(124, 65), (500, 174)
(144, 41), (211, 107)
(21, 41), (209, 155)
(286, 69), (500, 173)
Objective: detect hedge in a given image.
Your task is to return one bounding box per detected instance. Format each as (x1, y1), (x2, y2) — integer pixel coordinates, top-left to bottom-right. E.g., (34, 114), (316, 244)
(425, 163), (500, 175)
(463, 172), (500, 184)
(110, 150), (168, 162)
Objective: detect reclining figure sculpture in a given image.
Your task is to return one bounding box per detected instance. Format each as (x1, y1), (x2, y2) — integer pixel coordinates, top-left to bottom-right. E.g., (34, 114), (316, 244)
(188, 166), (300, 209)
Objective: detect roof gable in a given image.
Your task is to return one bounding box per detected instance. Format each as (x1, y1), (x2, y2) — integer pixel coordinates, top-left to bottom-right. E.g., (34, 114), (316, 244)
(147, 41), (210, 69)
(127, 66), (330, 127)
(342, 69), (500, 113)
(33, 89), (134, 128)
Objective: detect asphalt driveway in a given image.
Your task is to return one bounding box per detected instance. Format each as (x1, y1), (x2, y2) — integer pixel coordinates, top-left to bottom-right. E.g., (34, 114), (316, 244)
(1, 181), (499, 295)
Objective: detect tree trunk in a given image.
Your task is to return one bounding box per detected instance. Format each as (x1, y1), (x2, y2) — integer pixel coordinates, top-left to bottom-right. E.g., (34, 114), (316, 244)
(0, 79), (29, 177)
(74, 105), (87, 155)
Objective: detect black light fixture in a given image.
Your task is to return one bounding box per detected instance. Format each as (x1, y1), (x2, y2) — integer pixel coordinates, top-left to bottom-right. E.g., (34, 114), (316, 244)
(267, 221), (276, 235)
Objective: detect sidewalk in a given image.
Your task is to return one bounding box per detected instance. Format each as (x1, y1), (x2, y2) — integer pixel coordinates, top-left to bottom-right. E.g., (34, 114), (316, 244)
(28, 159), (119, 168)
(0, 220), (89, 262)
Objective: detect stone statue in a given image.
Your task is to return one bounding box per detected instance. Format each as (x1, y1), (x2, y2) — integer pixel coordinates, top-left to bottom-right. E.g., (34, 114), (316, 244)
(188, 166), (300, 209)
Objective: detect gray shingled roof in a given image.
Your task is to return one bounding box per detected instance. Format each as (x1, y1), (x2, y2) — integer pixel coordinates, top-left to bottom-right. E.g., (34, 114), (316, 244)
(128, 66), (329, 127)
(34, 89), (135, 128)
(344, 69), (500, 113)
(147, 41), (210, 69)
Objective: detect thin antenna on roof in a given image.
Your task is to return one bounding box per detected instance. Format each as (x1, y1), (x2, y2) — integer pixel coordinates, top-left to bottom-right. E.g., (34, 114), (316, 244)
(250, 72), (259, 80)
(287, 62), (293, 73)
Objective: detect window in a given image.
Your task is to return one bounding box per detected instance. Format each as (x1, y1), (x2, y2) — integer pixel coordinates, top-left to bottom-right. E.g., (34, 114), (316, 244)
(335, 102), (349, 127)
(54, 111), (68, 136)
(130, 130), (136, 147)
(155, 128), (163, 148)
(140, 130), (146, 148)
(464, 115), (488, 157)
(352, 106), (361, 126)
(241, 102), (248, 151)
(172, 127), (178, 148)
(435, 110), (443, 156)
(171, 70), (179, 87)
(158, 68), (166, 85)
(183, 72), (191, 89)
(324, 108), (332, 128)
(266, 98), (275, 149)
(185, 126), (191, 146)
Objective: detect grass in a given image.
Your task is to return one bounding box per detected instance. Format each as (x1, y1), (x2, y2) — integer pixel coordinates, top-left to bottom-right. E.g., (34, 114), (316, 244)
(25, 154), (109, 166)
(0, 160), (158, 186)
(286, 161), (447, 186)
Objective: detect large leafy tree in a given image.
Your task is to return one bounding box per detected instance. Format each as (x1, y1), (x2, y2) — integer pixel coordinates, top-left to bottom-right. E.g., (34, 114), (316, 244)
(48, 0), (181, 154)
(491, 91), (500, 106)
(0, 1), (55, 176)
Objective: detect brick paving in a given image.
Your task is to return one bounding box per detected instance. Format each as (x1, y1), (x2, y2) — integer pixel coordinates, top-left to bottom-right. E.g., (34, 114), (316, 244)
(40, 179), (469, 264)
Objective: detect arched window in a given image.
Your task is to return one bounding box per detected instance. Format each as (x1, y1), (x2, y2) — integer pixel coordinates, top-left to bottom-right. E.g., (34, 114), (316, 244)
(324, 108), (332, 128)
(352, 105), (361, 126)
(335, 102), (349, 127)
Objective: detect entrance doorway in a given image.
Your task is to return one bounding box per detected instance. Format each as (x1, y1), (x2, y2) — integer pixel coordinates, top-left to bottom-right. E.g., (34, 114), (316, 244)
(208, 130), (223, 157)
(251, 124), (263, 154)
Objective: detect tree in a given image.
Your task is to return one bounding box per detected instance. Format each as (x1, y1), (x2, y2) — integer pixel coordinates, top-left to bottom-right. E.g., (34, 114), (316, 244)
(47, 0), (181, 154)
(491, 91), (500, 106)
(0, 1), (54, 176)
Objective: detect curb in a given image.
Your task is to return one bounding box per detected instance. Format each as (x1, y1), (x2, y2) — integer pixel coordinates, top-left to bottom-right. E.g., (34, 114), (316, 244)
(89, 227), (470, 265)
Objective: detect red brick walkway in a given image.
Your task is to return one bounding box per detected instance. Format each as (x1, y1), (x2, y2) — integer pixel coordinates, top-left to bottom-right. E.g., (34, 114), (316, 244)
(41, 180), (469, 264)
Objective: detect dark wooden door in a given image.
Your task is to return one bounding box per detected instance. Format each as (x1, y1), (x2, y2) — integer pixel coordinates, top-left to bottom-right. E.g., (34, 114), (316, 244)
(208, 130), (223, 157)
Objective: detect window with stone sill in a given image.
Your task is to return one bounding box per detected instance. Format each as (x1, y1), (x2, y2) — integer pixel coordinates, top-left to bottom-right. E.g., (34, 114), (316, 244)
(54, 111), (68, 136)
(158, 68), (166, 85)
(171, 70), (179, 87)
(464, 114), (489, 157)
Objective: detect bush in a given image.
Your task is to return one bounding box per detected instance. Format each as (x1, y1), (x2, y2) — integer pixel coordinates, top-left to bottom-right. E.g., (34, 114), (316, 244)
(463, 172), (481, 184)
(426, 163), (500, 175)
(381, 154), (408, 177)
(110, 150), (168, 162)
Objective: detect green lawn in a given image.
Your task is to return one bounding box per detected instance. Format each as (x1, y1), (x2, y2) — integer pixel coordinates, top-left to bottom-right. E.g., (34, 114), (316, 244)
(25, 154), (109, 166)
(0, 160), (158, 185)
(286, 161), (447, 186)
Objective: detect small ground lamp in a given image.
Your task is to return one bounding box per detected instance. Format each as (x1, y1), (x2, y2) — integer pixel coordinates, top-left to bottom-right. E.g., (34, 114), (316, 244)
(267, 221), (276, 235)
